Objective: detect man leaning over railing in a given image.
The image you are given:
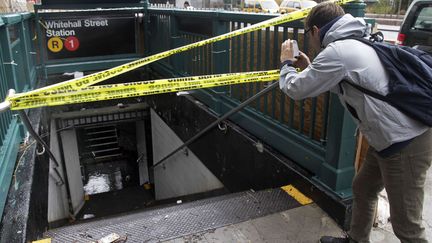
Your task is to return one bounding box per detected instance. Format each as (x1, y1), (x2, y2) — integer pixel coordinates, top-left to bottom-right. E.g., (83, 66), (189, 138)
(279, 2), (432, 243)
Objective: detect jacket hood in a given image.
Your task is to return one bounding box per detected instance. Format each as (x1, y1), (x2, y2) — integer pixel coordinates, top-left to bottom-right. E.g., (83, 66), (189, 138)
(322, 14), (368, 47)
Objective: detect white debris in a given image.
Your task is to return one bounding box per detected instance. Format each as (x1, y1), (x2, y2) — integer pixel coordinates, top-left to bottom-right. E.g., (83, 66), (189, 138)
(84, 173), (110, 195)
(254, 142), (264, 153)
(23, 132), (30, 145)
(376, 190), (391, 228)
(177, 200), (182, 204)
(97, 233), (120, 243)
(83, 214), (95, 219)
(114, 170), (123, 190)
(177, 91), (189, 96)
(63, 71), (84, 79)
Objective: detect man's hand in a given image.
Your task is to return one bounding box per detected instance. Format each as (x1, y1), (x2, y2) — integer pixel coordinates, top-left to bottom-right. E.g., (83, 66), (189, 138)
(280, 39), (296, 63)
(280, 40), (311, 70)
(293, 51), (311, 70)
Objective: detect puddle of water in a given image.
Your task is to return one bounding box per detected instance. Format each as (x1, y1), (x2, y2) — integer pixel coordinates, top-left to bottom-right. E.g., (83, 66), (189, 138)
(84, 169), (126, 195)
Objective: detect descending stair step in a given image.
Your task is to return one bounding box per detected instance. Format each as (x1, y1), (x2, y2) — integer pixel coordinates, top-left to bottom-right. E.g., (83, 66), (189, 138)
(86, 135), (117, 142)
(86, 141), (119, 148)
(86, 129), (117, 135)
(84, 125), (116, 130)
(92, 147), (120, 153)
(94, 153), (123, 160)
(45, 188), (301, 243)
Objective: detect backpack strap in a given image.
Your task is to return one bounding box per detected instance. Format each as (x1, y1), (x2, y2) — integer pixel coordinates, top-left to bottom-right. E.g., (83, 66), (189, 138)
(336, 33), (392, 104)
(343, 80), (391, 104)
(336, 32), (384, 44)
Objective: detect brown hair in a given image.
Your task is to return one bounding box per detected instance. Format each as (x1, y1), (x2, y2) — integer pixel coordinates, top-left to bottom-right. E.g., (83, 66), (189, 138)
(305, 2), (345, 29)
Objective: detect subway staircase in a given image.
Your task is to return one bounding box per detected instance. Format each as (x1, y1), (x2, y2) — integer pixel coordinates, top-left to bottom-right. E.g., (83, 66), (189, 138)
(82, 125), (123, 163)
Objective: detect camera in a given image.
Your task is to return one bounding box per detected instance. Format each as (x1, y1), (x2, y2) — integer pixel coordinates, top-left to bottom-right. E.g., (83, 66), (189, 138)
(292, 40), (300, 58)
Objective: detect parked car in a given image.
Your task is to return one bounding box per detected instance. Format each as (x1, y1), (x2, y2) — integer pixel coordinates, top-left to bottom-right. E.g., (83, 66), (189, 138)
(397, 0), (432, 53)
(242, 0), (280, 13)
(279, 0), (316, 14)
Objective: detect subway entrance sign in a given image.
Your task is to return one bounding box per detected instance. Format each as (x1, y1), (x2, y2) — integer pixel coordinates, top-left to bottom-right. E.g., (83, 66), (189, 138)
(42, 12), (137, 60)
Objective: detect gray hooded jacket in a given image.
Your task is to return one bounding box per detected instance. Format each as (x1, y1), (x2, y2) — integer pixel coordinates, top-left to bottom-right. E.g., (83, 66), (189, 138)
(279, 14), (429, 151)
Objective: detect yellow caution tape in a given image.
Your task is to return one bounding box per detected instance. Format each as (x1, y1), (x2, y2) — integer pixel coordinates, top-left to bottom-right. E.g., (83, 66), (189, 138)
(32, 239), (51, 243)
(14, 0), (354, 100)
(19, 70), (279, 98)
(9, 70), (280, 110)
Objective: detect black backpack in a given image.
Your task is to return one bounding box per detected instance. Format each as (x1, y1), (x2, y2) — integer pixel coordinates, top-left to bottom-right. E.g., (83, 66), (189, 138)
(339, 34), (432, 126)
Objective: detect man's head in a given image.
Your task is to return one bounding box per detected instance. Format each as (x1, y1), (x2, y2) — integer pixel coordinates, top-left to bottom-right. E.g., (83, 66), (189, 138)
(305, 2), (345, 30)
(184, 1), (190, 7)
(305, 2), (345, 51)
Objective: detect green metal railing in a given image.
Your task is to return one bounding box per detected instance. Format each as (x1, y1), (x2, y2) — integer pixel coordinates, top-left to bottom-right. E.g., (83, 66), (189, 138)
(147, 10), (330, 147)
(0, 6), (365, 219)
(147, 5), (366, 198)
(0, 13), (37, 219)
(0, 0), (369, 228)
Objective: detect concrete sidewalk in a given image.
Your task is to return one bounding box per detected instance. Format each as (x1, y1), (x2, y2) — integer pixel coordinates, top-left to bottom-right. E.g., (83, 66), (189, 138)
(365, 13), (404, 26)
(165, 168), (432, 242)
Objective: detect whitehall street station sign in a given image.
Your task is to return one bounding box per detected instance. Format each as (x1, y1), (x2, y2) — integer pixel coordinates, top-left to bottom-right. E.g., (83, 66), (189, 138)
(43, 13), (136, 60)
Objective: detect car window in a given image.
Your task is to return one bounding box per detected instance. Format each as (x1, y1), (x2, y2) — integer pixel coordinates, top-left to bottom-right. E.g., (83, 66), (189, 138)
(293, 2), (301, 8)
(412, 5), (432, 31)
(287, 1), (294, 7)
(302, 1), (317, 8)
(261, 0), (278, 9)
(244, 0), (256, 8)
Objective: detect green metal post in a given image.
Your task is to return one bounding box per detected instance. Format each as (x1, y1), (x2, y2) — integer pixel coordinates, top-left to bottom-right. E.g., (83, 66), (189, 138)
(211, 15), (230, 113)
(142, 0), (150, 79)
(315, 94), (357, 197)
(0, 16), (20, 92)
(310, 1), (366, 198)
(142, 0), (148, 10)
(24, 14), (37, 88)
(169, 15), (184, 73)
(34, 6), (48, 80)
(0, 17), (6, 144)
(343, 0), (366, 17)
(18, 13), (31, 91)
(212, 16), (230, 75)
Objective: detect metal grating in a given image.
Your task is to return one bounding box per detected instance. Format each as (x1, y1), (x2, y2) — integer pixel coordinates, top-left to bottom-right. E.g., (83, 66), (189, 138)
(58, 110), (148, 129)
(45, 188), (301, 242)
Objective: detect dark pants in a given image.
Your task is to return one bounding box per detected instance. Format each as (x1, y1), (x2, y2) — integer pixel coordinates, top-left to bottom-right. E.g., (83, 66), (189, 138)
(349, 129), (432, 243)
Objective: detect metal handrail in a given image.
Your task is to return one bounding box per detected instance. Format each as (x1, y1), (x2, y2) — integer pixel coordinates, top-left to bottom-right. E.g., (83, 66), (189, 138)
(152, 81), (279, 168)
(0, 89), (15, 113)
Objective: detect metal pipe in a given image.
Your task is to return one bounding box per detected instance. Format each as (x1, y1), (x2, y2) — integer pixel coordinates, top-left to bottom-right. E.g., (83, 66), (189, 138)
(152, 80), (279, 169)
(0, 89), (15, 113)
(17, 110), (61, 169)
(17, 109), (65, 186)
